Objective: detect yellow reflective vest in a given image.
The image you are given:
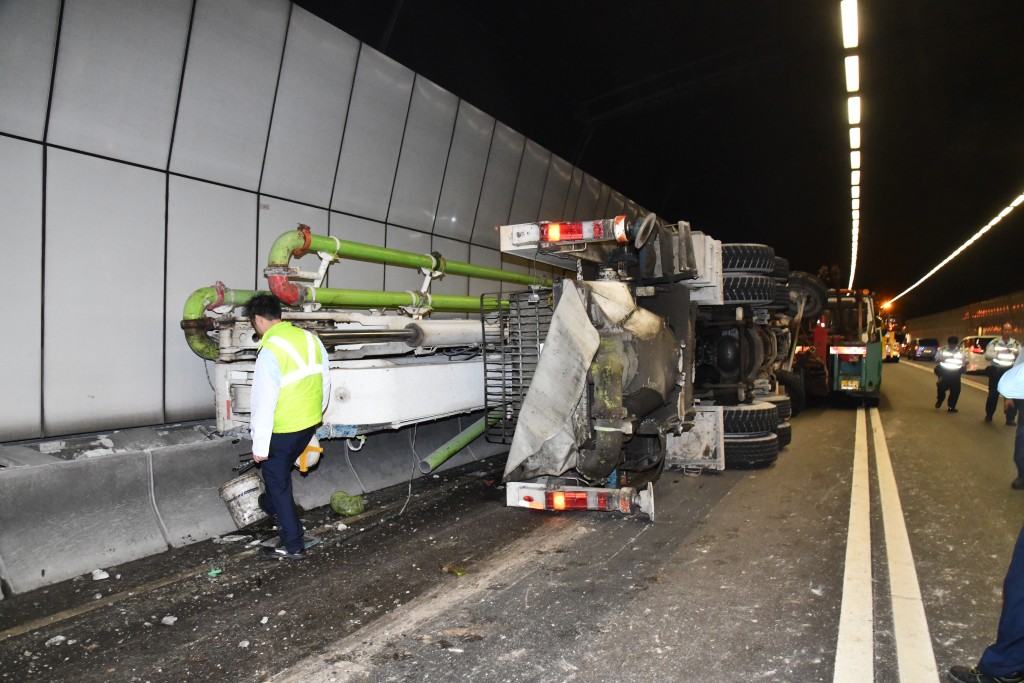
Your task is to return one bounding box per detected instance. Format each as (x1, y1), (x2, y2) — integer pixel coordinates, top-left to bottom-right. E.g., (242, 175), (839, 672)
(257, 322), (325, 433)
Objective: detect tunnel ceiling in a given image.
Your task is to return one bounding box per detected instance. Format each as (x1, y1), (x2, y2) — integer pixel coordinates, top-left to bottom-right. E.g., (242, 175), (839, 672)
(295, 1), (1024, 318)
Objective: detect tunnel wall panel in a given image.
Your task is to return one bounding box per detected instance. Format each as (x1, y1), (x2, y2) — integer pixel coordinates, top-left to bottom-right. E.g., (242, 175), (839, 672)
(433, 102), (494, 242)
(331, 45), (413, 221)
(43, 150), (165, 435)
(47, 0), (191, 168)
(0, 138), (43, 441)
(165, 178), (258, 421)
(0, 0), (59, 140)
(472, 123), (524, 249)
(260, 6), (358, 207)
(169, 0), (289, 190)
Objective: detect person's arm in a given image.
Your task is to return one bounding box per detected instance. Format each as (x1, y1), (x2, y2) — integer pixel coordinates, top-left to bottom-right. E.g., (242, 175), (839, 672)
(317, 336), (332, 414)
(985, 338), (999, 361)
(250, 350), (281, 461)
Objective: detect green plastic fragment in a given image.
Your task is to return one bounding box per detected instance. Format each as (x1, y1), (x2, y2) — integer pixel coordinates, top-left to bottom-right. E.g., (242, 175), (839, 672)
(330, 491), (366, 517)
(207, 564), (223, 577)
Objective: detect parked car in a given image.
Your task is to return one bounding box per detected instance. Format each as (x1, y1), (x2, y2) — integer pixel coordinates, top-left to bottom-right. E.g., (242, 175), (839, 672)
(959, 335), (997, 374)
(907, 337), (940, 361)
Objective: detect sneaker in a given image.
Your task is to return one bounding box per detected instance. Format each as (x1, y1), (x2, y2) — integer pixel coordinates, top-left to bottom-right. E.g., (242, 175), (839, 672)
(948, 664), (1024, 683)
(948, 407), (958, 413)
(985, 415), (993, 423)
(936, 400), (943, 409)
(260, 545), (307, 561)
(1013, 478), (1024, 490)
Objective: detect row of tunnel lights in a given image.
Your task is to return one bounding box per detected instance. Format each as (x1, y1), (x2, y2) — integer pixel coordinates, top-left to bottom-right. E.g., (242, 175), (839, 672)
(841, 0), (860, 289)
(841, 0), (1024, 308)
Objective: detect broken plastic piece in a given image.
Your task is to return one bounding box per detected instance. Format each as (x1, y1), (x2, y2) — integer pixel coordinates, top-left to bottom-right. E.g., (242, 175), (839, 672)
(207, 565), (223, 577)
(161, 616), (177, 626)
(330, 491), (366, 516)
(91, 569), (109, 580)
(441, 563), (466, 577)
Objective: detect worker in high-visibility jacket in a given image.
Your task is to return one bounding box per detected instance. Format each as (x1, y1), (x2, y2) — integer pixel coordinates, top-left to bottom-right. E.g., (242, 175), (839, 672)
(247, 294), (331, 561)
(935, 335), (965, 413)
(985, 322), (1021, 425)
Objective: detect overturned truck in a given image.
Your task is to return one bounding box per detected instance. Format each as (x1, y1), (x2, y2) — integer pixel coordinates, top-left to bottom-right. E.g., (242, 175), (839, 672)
(184, 218), (825, 521)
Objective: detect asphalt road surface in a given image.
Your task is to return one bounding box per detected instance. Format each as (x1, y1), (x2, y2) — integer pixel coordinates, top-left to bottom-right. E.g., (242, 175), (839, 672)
(0, 362), (1020, 682)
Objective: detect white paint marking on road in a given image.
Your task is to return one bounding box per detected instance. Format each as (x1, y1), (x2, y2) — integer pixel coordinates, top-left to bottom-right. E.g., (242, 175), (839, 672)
(833, 408), (873, 683)
(871, 407), (940, 682)
(898, 359), (988, 392)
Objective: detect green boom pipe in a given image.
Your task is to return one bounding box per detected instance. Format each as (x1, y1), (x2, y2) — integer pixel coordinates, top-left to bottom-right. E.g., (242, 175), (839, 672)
(417, 409), (504, 474)
(267, 226), (552, 306)
(181, 284), (502, 359)
(181, 286), (263, 360)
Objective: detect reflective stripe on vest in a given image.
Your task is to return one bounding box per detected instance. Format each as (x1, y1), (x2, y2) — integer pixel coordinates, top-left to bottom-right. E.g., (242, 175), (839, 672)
(939, 350), (964, 371)
(258, 322), (324, 433)
(992, 341), (1020, 368)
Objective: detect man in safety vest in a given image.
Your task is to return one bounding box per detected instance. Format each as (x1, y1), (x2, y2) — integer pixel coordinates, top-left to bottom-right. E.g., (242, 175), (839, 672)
(984, 322), (1021, 425)
(247, 294), (331, 560)
(935, 335), (965, 413)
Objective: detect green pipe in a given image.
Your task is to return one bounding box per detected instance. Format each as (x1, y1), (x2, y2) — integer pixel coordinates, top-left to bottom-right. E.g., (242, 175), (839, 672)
(418, 409), (505, 474)
(180, 286), (263, 360)
(312, 288), (503, 312)
(181, 284), (503, 360)
(268, 227), (553, 288)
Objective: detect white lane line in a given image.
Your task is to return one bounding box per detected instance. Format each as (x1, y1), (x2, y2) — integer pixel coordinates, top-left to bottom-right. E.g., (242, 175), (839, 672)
(833, 408), (873, 683)
(898, 360), (988, 392)
(871, 407), (939, 682)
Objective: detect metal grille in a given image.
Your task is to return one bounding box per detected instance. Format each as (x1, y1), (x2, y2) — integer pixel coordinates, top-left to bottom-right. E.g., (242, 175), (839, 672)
(482, 287), (553, 443)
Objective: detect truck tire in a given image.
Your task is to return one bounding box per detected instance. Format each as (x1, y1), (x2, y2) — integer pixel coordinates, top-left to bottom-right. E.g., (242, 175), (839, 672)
(721, 243), (775, 273)
(772, 256), (790, 281)
(786, 271), (828, 319)
(774, 421), (792, 448)
(724, 433), (780, 469)
(723, 275), (774, 305)
(758, 394), (792, 421)
(775, 370), (806, 417)
(722, 402), (778, 435)
(769, 283), (793, 310)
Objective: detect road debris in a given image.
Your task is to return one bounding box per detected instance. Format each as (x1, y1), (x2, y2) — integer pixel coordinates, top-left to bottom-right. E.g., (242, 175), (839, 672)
(239, 640), (250, 648)
(160, 616), (177, 626)
(441, 563), (466, 577)
(330, 491), (365, 516)
(213, 534), (251, 544)
(207, 565), (223, 577)
(44, 636), (66, 647)
(91, 569), (109, 580)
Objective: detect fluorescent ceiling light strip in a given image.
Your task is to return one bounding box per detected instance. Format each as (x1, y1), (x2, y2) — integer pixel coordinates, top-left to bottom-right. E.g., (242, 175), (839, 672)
(888, 190), (1024, 305)
(841, 0), (859, 48)
(845, 56), (860, 92)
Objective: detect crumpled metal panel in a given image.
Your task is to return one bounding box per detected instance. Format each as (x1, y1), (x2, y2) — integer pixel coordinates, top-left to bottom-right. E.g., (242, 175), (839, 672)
(503, 282), (599, 480)
(585, 281), (664, 340)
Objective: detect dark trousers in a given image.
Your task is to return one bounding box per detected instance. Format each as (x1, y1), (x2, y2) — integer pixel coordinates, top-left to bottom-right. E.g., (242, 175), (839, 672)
(936, 371), (962, 409)
(260, 426), (316, 554)
(988, 366), (1020, 423)
(979, 525), (1024, 676)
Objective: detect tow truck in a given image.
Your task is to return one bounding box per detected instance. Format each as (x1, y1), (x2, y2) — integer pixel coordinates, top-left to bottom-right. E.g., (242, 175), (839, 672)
(792, 288), (883, 405)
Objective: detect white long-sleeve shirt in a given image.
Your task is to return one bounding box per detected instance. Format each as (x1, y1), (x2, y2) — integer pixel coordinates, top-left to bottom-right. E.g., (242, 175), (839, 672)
(249, 332), (331, 458)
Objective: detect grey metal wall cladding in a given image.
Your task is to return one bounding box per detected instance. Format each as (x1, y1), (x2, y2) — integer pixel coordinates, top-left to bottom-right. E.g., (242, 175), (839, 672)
(0, 0), (633, 441)
(0, 138), (43, 441)
(0, 0), (60, 140)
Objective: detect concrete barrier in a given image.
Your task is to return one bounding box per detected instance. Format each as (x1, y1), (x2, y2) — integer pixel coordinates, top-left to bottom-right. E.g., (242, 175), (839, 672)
(0, 414), (508, 597)
(0, 455), (168, 594)
(150, 438), (251, 547)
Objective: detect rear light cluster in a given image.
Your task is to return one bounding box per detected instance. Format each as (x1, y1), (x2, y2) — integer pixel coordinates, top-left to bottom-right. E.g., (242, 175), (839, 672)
(540, 216), (628, 244)
(506, 481), (654, 518)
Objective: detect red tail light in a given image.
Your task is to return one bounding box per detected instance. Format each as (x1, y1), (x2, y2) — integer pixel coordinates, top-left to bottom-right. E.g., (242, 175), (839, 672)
(541, 220), (605, 243)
